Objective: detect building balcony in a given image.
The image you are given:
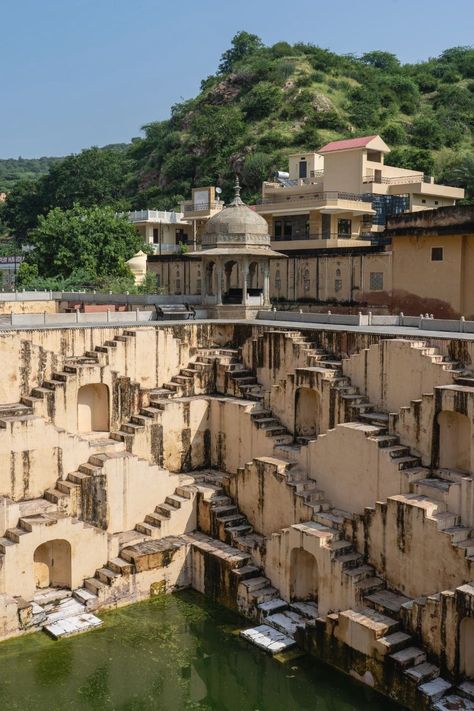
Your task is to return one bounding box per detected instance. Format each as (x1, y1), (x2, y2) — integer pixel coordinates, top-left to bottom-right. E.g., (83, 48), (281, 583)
(270, 232), (374, 250)
(256, 191), (375, 216)
(181, 200), (224, 218)
(126, 210), (185, 224)
(362, 173), (425, 186)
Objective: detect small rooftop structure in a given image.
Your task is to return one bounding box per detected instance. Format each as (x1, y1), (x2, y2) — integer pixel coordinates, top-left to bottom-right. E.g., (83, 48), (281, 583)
(318, 135), (390, 154)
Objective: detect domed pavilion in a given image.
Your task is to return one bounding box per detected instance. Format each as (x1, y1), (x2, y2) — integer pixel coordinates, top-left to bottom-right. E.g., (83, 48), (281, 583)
(190, 178), (286, 315)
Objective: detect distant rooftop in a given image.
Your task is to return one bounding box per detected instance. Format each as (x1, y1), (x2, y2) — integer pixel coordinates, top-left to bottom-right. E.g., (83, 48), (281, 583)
(386, 204), (474, 236)
(318, 135), (389, 154)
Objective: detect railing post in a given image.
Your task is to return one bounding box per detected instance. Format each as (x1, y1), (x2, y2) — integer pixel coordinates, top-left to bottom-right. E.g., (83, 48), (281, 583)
(460, 316), (465, 333)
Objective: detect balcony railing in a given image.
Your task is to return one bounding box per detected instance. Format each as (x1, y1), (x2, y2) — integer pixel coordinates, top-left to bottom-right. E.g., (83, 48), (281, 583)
(182, 201), (223, 214)
(125, 210), (185, 223)
(271, 232), (372, 242)
(257, 191), (373, 206)
(362, 173), (424, 185)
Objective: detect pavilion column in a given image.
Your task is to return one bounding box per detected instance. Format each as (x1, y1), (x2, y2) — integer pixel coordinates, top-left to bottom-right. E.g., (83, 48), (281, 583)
(216, 259), (223, 305)
(263, 261), (270, 306)
(202, 261), (207, 300)
(242, 260), (249, 306)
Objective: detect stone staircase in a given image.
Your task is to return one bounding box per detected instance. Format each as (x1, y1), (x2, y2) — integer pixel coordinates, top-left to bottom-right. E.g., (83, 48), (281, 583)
(30, 587), (102, 640)
(134, 476), (197, 538)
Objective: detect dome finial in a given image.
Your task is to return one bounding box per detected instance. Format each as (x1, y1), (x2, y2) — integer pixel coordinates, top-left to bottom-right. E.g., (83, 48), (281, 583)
(229, 175), (244, 207)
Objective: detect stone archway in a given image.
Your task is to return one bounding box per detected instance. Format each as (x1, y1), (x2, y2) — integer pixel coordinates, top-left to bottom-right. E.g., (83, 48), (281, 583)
(437, 410), (471, 472)
(290, 547), (318, 601)
(77, 383), (109, 432)
(295, 387), (320, 440)
(34, 539), (72, 589)
(460, 617), (474, 677)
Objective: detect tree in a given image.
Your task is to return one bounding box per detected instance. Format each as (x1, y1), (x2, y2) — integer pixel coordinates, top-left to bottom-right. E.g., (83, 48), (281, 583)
(218, 32), (263, 74)
(24, 205), (142, 280)
(41, 147), (131, 211)
(360, 51), (401, 73)
(438, 153), (474, 201)
(1, 179), (46, 241)
(242, 153), (275, 192)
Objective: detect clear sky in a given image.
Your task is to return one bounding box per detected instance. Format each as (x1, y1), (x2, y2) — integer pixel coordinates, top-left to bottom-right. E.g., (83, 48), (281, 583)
(1, 0), (473, 158)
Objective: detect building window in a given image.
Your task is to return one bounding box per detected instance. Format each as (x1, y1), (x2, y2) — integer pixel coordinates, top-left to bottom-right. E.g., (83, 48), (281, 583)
(196, 279), (201, 293)
(431, 247), (443, 261)
(370, 272), (384, 291)
(153, 228), (159, 244)
(156, 274), (161, 288)
(338, 219), (352, 237)
(434, 200), (439, 205)
(335, 279), (342, 292)
(299, 160), (307, 179)
(422, 199), (426, 204)
(274, 221), (282, 240)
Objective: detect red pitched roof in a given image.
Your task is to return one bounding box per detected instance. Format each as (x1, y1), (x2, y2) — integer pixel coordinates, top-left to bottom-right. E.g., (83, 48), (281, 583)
(318, 135), (379, 153)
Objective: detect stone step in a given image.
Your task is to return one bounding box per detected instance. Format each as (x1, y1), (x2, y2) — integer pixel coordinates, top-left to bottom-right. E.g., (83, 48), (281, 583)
(405, 661), (440, 683)
(84, 577), (109, 595)
(57, 480), (80, 495)
(231, 564), (261, 581)
(364, 589), (412, 617)
(68, 471), (90, 484)
(95, 567), (120, 585)
(266, 610), (307, 637)
(459, 681), (474, 702)
(289, 601), (319, 619)
(389, 646), (427, 669)
(44, 488), (68, 504)
(44, 613), (102, 640)
(145, 511), (168, 527)
(434, 696), (474, 711)
(419, 677), (452, 703)
(375, 631), (413, 655)
(73, 588), (99, 608)
(240, 624), (296, 655)
(258, 598), (288, 617)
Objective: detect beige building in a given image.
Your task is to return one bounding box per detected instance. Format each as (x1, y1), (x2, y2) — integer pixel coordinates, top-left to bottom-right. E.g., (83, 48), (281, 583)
(127, 210), (191, 254)
(255, 135), (464, 251)
(181, 186), (224, 248)
(388, 205), (474, 319)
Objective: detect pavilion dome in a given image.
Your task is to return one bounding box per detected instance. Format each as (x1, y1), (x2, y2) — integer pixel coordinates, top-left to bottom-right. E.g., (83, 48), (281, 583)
(201, 179), (271, 249)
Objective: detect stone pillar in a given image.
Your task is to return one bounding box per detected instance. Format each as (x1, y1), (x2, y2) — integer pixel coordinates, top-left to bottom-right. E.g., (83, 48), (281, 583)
(216, 260), (223, 306)
(201, 260), (207, 299)
(242, 260), (249, 306)
(263, 261), (270, 306)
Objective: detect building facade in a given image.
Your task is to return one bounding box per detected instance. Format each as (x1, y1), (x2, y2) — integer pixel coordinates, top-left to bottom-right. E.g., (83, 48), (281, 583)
(255, 135), (464, 251)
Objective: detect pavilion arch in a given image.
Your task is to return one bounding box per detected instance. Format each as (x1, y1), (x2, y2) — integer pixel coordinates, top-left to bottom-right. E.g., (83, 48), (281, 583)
(290, 547), (318, 601)
(77, 383), (109, 433)
(295, 387), (321, 440)
(248, 261), (259, 289)
(224, 259), (238, 294)
(34, 539), (72, 590)
(459, 617), (474, 677)
(205, 261), (216, 296)
(437, 410), (471, 472)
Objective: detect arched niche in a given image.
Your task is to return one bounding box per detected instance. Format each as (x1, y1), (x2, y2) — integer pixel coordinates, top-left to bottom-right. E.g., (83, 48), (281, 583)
(34, 539), (72, 590)
(290, 547), (318, 601)
(78, 383), (109, 433)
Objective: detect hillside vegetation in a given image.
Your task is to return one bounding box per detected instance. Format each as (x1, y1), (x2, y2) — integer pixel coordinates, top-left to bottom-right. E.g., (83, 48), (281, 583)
(1, 33), (473, 237)
(128, 33), (474, 206)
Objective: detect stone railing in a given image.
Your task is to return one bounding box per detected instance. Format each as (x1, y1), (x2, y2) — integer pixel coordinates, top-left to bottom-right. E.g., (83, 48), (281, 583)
(258, 310), (474, 335)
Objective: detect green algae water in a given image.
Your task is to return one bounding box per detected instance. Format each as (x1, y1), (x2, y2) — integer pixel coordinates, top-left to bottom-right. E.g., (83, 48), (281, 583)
(0, 591), (401, 711)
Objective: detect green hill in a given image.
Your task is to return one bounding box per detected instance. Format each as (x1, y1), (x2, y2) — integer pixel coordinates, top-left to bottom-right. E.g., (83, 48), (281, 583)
(2, 35), (473, 209)
(128, 34), (474, 206)
(0, 156), (62, 192)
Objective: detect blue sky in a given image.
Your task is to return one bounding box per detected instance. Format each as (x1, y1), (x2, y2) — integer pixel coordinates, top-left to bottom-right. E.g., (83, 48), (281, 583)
(1, 0), (473, 158)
